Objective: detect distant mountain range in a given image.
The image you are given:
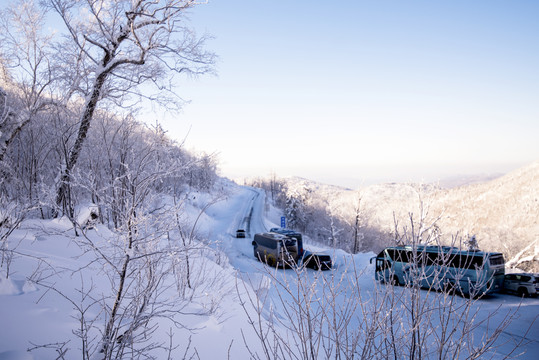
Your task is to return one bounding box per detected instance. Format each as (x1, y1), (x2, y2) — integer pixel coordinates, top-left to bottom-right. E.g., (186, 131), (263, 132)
(437, 173), (505, 188)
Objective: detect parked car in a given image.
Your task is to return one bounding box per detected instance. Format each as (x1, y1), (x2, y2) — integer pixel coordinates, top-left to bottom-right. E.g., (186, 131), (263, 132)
(503, 273), (539, 297)
(236, 229), (246, 238)
(302, 251), (332, 271)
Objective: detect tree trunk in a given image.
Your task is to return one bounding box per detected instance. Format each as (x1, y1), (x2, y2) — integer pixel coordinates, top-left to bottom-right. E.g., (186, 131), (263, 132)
(55, 72), (107, 215)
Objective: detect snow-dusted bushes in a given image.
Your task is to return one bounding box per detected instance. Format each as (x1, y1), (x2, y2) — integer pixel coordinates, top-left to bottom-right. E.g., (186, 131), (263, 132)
(237, 207), (530, 359)
(24, 187), (230, 359)
(239, 254), (523, 360)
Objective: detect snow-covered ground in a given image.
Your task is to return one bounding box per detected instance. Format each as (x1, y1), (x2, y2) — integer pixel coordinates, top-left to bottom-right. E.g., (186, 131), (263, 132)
(1, 182), (538, 359)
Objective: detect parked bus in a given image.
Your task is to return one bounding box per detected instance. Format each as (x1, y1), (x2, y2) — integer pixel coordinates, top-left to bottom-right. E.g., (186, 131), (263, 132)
(269, 228), (304, 259)
(372, 245), (505, 296)
(252, 232), (300, 267)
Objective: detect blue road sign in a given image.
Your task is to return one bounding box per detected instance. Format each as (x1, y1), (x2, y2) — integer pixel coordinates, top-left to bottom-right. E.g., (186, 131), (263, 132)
(281, 216), (286, 228)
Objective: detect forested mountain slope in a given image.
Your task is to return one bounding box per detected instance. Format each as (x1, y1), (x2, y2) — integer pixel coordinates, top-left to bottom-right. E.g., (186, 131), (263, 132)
(252, 161), (538, 269)
(432, 161), (538, 269)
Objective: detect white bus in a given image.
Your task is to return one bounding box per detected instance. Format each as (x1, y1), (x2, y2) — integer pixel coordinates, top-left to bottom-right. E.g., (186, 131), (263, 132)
(372, 245), (505, 296)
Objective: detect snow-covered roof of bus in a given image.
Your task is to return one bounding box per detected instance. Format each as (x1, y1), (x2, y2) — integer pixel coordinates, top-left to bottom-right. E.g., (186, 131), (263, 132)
(258, 232), (289, 240)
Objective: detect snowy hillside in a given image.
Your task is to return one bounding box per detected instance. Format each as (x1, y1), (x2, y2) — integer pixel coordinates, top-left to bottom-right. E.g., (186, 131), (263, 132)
(362, 161), (539, 269)
(267, 162), (539, 269)
(1, 179), (538, 359)
(433, 161), (539, 270)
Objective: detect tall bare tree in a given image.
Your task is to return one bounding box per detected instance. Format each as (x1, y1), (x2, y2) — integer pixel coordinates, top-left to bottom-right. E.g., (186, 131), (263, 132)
(351, 192), (364, 253)
(47, 0), (216, 215)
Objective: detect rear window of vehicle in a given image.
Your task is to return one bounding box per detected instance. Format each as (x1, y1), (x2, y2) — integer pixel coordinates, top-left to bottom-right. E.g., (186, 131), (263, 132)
(489, 254), (505, 266)
(282, 238), (296, 246)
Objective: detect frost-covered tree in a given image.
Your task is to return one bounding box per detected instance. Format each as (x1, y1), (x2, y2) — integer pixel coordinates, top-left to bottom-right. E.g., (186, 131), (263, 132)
(0, 0), (55, 163)
(185, 152), (218, 191)
(0, 87), (17, 169)
(285, 182), (311, 232)
(351, 193), (365, 253)
(45, 0), (216, 214)
(465, 234), (479, 251)
(325, 207), (343, 249)
(68, 109), (213, 229)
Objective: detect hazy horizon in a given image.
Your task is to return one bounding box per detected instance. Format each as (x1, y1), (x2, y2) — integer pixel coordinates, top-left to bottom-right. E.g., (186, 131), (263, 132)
(223, 160), (531, 189)
(141, 1), (539, 187)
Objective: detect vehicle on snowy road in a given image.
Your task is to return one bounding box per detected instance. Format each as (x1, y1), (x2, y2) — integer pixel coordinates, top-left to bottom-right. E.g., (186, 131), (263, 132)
(269, 228), (304, 259)
(236, 229), (246, 238)
(503, 273), (539, 297)
(252, 232), (299, 267)
(372, 245), (505, 297)
(302, 251), (332, 270)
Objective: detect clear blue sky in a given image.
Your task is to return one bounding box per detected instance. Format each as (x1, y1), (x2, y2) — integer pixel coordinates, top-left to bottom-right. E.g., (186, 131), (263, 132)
(151, 0), (539, 188)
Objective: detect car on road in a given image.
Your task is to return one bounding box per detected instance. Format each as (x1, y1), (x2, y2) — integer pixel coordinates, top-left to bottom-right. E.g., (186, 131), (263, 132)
(236, 229), (246, 238)
(302, 251), (332, 271)
(503, 273), (539, 297)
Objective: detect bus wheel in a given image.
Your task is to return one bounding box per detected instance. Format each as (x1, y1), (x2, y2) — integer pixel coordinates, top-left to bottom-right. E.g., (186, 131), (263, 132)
(266, 255), (277, 267)
(390, 275), (400, 286)
(518, 287), (529, 298)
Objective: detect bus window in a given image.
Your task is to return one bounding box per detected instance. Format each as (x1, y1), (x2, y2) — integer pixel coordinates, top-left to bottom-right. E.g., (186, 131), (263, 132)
(373, 245), (505, 296)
